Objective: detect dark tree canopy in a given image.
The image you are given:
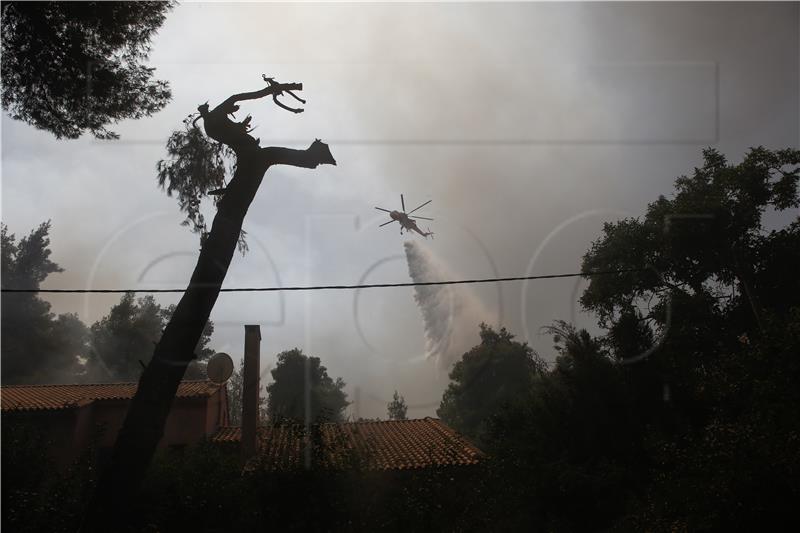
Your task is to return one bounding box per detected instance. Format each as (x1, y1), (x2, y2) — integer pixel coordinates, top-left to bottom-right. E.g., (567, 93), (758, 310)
(575, 146), (800, 529)
(386, 390), (408, 420)
(437, 324), (544, 441)
(1, 1), (173, 139)
(156, 115), (245, 249)
(154, 77), (334, 249)
(484, 322), (640, 531)
(581, 147), (800, 332)
(1, 222), (87, 384)
(578, 147), (800, 424)
(85, 292), (215, 382)
(266, 349), (349, 423)
(465, 147), (800, 531)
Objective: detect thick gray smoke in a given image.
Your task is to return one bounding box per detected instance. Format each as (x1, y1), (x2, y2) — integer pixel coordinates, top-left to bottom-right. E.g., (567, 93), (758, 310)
(404, 241), (492, 372)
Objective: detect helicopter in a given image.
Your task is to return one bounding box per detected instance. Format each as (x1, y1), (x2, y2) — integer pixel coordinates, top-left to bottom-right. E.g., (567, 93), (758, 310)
(375, 194), (434, 239)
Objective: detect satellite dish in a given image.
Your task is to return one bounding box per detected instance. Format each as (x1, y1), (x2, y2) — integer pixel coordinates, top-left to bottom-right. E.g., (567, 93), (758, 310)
(207, 352), (234, 384)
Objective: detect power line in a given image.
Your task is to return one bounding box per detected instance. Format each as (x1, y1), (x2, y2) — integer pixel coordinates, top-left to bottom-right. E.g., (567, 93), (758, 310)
(0, 268), (646, 294)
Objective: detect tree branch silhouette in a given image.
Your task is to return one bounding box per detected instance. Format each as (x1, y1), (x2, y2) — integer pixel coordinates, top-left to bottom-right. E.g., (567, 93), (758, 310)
(83, 77), (335, 531)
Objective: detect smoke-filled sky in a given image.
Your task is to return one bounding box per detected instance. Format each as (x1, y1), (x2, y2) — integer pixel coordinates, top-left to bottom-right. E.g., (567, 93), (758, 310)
(2, 2), (798, 418)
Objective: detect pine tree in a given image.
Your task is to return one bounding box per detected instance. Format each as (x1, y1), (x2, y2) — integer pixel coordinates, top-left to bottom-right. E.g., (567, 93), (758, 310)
(387, 390), (408, 420)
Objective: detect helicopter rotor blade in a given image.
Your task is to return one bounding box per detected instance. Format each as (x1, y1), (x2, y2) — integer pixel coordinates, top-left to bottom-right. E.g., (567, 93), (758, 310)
(375, 207), (392, 213)
(400, 194), (406, 213)
(379, 219), (397, 227)
(410, 216), (434, 221)
(407, 199), (432, 215)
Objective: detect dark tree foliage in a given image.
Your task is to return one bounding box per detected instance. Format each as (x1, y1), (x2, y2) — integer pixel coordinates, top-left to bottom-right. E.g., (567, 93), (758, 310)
(85, 292), (215, 382)
(136, 441), (492, 532)
(1, 222), (61, 287)
(156, 114), (247, 250)
(619, 308), (800, 531)
(580, 146), (800, 433)
(1, 421), (100, 533)
(485, 323), (642, 531)
(386, 390), (408, 420)
(266, 349), (349, 423)
(1, 222), (87, 384)
(437, 324), (544, 442)
(1, 1), (173, 139)
(581, 147), (799, 331)
(435, 148), (800, 531)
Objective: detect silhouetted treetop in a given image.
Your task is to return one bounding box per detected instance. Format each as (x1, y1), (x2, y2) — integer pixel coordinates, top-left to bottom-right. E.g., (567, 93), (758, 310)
(267, 349), (349, 423)
(438, 324), (544, 441)
(1, 1), (173, 139)
(387, 390), (408, 420)
(157, 115), (236, 245)
(1, 221), (62, 289)
(85, 292), (215, 382)
(581, 147), (800, 330)
(1, 222), (87, 384)
(156, 77), (334, 248)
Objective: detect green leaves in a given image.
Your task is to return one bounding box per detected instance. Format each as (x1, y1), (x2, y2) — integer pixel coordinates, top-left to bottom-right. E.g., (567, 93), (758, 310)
(157, 115), (251, 251)
(157, 116), (232, 234)
(437, 324), (543, 441)
(85, 292), (215, 381)
(1, 221), (62, 290)
(1, 222), (88, 384)
(386, 390), (408, 420)
(574, 148), (800, 528)
(266, 349), (349, 423)
(581, 147), (800, 331)
(1, 1), (174, 139)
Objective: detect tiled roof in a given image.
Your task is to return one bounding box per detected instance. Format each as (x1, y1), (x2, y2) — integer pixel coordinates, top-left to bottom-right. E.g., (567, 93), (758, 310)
(1, 380), (221, 412)
(212, 418), (484, 471)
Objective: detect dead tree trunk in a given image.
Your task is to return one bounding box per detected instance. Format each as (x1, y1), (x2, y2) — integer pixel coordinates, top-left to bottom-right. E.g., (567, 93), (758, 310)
(82, 81), (335, 531)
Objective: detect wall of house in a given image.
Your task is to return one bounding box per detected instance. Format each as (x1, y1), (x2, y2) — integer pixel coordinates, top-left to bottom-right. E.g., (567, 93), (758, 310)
(204, 387), (228, 435)
(4, 389), (229, 471)
(90, 398), (211, 450)
(88, 401), (130, 449)
(161, 398), (209, 448)
(72, 402), (96, 452)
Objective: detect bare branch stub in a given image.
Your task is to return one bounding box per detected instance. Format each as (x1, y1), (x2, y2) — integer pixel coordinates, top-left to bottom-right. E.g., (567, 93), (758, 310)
(263, 74), (306, 113)
(189, 77), (335, 198)
(195, 77), (307, 152)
